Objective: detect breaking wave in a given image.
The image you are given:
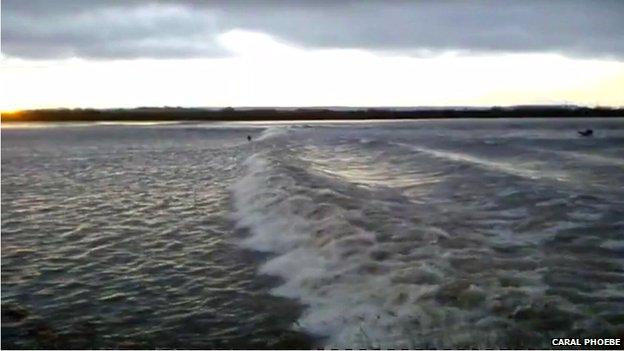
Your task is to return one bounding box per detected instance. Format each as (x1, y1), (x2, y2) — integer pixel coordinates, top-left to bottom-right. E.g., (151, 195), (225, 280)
(255, 126), (296, 141)
(230, 125), (624, 348)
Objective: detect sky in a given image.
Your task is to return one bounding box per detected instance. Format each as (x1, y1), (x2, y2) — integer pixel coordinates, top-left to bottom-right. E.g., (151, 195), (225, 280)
(1, 0), (624, 110)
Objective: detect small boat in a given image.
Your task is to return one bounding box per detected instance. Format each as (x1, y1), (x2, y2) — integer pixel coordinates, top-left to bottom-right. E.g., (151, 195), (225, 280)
(578, 129), (593, 137)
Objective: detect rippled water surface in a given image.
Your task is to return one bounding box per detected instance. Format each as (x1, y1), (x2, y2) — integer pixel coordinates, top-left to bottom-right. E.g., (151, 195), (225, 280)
(2, 119), (624, 349)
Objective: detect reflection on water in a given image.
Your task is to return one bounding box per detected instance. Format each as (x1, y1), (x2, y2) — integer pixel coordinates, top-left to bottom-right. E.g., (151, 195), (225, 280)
(3, 118), (624, 348)
(1, 125), (314, 349)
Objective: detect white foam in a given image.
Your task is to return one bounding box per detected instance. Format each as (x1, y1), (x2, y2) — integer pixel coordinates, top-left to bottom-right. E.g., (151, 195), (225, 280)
(230, 132), (621, 348)
(255, 126), (294, 141)
(230, 151), (549, 348)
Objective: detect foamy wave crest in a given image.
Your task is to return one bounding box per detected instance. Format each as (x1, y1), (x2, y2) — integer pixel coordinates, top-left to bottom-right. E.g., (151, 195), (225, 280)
(230, 150), (556, 348)
(255, 126), (295, 141)
(231, 153), (393, 347)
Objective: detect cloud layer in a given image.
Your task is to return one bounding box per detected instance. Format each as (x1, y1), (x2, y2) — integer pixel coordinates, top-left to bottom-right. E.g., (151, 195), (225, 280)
(3, 0), (624, 60)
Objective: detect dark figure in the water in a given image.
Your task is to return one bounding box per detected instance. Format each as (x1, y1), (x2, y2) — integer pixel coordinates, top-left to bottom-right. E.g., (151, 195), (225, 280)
(247, 135), (252, 142)
(578, 129), (593, 137)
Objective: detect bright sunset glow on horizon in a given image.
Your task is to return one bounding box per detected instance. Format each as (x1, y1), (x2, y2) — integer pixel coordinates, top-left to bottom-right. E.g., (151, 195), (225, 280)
(2, 1), (624, 111)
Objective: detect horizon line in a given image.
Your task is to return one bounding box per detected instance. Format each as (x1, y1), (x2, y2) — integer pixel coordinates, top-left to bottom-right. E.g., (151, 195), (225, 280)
(4, 103), (624, 114)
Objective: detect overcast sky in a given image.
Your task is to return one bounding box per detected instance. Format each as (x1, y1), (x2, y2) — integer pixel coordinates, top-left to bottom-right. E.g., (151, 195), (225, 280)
(2, 0), (623, 109)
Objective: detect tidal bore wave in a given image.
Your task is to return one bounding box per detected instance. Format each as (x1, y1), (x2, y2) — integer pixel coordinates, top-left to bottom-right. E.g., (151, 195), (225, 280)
(231, 123), (624, 348)
(3, 119), (623, 349)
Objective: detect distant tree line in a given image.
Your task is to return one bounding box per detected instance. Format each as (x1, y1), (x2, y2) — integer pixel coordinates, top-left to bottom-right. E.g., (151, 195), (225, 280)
(2, 106), (623, 122)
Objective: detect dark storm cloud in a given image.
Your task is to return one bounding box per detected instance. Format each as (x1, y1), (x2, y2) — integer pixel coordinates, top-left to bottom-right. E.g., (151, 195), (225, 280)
(2, 0), (624, 60)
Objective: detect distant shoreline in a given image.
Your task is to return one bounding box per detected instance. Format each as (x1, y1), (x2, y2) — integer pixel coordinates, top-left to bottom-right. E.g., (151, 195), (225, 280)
(2, 106), (623, 122)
